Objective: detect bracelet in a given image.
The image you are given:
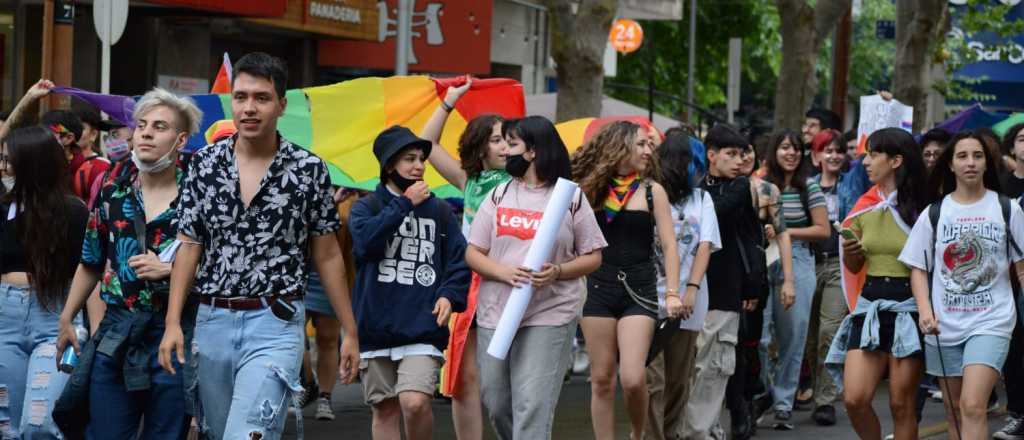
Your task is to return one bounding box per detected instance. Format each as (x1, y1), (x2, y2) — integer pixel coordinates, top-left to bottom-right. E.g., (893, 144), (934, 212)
(665, 288), (680, 297)
(554, 264), (562, 280)
(441, 100), (454, 112)
(686, 282), (700, 289)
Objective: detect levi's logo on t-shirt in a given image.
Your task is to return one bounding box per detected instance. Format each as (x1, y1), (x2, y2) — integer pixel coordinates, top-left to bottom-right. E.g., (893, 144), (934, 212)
(497, 207), (542, 240)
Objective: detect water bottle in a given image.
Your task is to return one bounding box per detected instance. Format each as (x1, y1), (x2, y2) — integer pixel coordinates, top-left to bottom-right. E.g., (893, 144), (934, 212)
(58, 326), (88, 373)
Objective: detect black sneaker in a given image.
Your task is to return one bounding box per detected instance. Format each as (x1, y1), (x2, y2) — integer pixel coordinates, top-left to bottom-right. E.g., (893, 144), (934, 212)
(752, 394), (773, 425)
(994, 413), (1024, 440)
(812, 404), (837, 426)
(772, 409), (794, 430)
(730, 403), (754, 440)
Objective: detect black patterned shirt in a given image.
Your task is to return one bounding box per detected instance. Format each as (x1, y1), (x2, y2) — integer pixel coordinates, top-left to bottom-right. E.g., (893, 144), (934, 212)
(177, 134), (341, 297)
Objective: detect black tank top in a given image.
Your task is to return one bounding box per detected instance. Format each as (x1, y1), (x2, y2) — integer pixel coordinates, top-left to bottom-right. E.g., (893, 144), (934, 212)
(598, 209), (655, 268)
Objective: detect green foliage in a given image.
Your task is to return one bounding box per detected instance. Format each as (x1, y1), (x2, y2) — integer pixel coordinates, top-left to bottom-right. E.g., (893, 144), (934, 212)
(606, 0), (781, 119)
(940, 0), (1024, 102)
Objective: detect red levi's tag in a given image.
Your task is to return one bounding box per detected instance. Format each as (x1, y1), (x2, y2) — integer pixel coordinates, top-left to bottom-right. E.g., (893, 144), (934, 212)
(496, 207), (543, 241)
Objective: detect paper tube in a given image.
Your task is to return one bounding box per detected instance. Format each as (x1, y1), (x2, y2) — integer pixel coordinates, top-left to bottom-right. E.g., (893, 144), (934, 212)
(486, 178), (579, 359)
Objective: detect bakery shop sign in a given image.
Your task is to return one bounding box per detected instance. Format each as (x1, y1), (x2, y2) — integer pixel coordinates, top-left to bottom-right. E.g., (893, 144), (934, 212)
(309, 1), (363, 24)
(251, 0), (378, 41)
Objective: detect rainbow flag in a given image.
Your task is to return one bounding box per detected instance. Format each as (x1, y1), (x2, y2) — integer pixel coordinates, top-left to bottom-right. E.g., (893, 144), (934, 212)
(55, 76), (525, 199)
(555, 115), (663, 153)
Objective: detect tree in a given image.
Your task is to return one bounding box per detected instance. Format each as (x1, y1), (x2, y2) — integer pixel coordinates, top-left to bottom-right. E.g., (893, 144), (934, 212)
(608, 0), (781, 122)
(773, 0), (851, 130)
(542, 0), (618, 122)
(892, 0), (948, 131)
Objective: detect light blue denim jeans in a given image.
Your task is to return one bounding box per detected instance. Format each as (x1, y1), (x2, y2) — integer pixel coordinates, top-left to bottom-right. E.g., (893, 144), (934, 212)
(760, 243), (816, 412)
(193, 300), (305, 440)
(0, 283), (69, 439)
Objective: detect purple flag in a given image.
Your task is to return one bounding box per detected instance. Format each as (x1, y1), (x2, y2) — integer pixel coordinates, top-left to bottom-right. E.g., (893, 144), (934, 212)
(52, 86), (136, 126)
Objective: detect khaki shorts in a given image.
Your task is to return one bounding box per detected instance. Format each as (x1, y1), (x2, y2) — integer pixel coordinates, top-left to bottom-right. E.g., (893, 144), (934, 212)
(359, 355), (442, 405)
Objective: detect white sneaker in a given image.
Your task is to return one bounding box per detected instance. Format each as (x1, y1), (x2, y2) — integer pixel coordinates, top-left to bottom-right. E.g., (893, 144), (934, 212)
(572, 347), (590, 374)
(315, 397), (335, 421)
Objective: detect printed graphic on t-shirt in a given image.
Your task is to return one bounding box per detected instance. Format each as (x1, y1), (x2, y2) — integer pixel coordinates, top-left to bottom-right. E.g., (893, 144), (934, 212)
(379, 215), (437, 287)
(938, 217), (1003, 312)
(496, 207), (542, 241)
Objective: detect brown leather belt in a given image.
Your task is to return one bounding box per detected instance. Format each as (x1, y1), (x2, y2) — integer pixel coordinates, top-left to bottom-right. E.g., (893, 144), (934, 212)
(199, 294), (301, 311)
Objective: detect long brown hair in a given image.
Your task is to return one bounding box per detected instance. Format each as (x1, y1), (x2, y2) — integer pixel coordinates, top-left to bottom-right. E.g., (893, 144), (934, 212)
(2, 126), (78, 311)
(571, 120), (661, 209)
(457, 114), (503, 178)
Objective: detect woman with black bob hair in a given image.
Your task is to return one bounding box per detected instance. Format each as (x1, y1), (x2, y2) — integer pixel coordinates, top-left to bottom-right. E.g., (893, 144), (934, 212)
(900, 130), (1024, 440)
(0, 125), (89, 438)
(826, 127), (927, 440)
(466, 116), (606, 439)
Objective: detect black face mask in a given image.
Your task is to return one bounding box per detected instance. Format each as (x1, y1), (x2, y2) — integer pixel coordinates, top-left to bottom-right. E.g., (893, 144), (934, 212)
(505, 154), (531, 178)
(388, 170), (419, 192)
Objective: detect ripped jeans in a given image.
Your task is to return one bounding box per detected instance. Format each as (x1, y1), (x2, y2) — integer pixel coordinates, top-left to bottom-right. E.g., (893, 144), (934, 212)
(0, 283), (68, 439)
(193, 301), (305, 440)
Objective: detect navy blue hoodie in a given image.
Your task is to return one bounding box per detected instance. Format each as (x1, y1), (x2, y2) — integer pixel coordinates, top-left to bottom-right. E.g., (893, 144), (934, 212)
(348, 184), (470, 352)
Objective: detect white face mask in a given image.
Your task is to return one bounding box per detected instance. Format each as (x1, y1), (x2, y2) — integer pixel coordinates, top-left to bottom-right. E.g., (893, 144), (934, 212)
(131, 146), (177, 174)
(1, 176), (14, 191)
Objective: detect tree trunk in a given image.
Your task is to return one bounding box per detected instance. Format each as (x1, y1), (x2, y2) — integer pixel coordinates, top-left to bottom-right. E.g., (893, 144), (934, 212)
(542, 0), (618, 122)
(893, 0), (948, 132)
(773, 0), (851, 130)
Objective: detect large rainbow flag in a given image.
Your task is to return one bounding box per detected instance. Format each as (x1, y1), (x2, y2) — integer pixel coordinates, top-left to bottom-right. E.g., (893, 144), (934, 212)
(56, 76), (525, 199)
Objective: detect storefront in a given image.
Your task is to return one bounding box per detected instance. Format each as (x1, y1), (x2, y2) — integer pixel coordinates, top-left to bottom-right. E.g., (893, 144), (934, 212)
(5, 0), (378, 111)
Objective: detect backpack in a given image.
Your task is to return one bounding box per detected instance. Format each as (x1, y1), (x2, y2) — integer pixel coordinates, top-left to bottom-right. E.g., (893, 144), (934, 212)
(73, 155), (110, 205)
(927, 194), (1021, 302)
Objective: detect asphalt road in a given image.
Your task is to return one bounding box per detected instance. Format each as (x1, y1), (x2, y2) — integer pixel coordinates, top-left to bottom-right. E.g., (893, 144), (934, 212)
(283, 373), (1009, 439)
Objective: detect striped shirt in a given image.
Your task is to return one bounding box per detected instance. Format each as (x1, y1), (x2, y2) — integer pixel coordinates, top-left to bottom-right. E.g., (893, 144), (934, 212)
(780, 181), (826, 228)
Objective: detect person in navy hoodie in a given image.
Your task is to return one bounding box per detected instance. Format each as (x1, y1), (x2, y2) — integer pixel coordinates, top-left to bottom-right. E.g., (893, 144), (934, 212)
(349, 125), (471, 440)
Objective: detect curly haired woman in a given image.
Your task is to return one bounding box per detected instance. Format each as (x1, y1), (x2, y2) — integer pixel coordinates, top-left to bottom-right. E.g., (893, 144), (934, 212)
(572, 121), (681, 440)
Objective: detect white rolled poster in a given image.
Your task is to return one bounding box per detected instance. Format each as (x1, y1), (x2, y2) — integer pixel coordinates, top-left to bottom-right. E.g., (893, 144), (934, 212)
(486, 178), (579, 360)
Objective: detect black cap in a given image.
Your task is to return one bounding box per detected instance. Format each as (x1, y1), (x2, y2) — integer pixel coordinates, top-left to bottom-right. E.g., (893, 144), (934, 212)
(373, 125), (432, 181)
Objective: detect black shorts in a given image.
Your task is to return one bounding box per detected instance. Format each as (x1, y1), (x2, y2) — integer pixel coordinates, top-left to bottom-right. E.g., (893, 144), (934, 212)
(583, 266), (658, 319)
(846, 276), (924, 356)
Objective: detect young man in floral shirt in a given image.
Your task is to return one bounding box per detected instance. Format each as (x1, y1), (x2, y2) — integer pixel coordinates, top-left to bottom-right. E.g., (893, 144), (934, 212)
(158, 52), (361, 440)
(55, 88), (203, 438)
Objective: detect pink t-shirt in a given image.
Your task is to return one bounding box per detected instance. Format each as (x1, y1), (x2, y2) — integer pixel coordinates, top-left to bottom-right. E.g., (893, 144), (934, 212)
(468, 180), (607, 328)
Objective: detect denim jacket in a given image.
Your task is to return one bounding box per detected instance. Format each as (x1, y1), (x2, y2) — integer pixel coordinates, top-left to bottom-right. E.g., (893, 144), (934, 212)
(824, 296), (921, 390)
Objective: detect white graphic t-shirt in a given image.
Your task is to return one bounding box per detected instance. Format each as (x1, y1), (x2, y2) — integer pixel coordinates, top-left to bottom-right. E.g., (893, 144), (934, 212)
(655, 189), (722, 330)
(899, 190), (1024, 346)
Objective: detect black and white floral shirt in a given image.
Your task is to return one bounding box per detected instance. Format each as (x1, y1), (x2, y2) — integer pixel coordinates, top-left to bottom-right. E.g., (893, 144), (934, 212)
(177, 134), (341, 297)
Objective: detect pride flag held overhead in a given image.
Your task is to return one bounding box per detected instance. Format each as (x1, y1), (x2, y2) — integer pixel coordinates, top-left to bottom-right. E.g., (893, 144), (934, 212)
(55, 76), (525, 199)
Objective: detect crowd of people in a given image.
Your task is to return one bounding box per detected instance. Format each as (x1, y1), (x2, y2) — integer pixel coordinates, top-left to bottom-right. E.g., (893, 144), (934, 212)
(0, 51), (1022, 440)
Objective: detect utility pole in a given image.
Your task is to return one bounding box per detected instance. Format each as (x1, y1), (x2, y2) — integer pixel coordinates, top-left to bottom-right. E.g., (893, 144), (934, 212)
(686, 0), (696, 125)
(42, 0), (74, 110)
(395, 0), (412, 75)
(830, 7), (852, 127)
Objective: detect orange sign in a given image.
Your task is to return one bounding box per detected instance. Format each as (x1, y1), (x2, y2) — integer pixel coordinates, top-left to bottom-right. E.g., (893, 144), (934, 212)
(609, 19), (644, 54)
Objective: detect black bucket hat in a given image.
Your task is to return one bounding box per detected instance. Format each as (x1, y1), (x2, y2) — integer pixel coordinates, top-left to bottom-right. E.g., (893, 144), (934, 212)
(373, 125), (432, 181)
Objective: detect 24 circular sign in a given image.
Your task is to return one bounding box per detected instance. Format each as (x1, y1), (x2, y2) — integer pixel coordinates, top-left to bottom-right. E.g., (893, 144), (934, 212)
(610, 19), (644, 54)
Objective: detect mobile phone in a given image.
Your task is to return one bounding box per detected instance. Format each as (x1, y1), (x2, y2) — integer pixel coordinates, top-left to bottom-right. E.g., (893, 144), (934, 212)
(271, 298), (297, 321)
(840, 228), (859, 241)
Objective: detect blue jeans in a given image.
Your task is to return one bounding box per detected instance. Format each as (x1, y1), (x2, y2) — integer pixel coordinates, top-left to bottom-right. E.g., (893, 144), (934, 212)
(761, 243), (816, 412)
(194, 301), (305, 440)
(0, 283), (68, 439)
(85, 319), (189, 439)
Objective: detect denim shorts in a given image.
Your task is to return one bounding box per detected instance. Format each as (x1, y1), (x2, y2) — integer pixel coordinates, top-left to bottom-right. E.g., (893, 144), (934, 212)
(924, 334), (1011, 377)
(304, 271), (335, 317)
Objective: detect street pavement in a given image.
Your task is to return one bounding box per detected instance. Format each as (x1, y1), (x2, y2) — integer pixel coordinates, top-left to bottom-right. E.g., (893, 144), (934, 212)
(283, 372), (1010, 439)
